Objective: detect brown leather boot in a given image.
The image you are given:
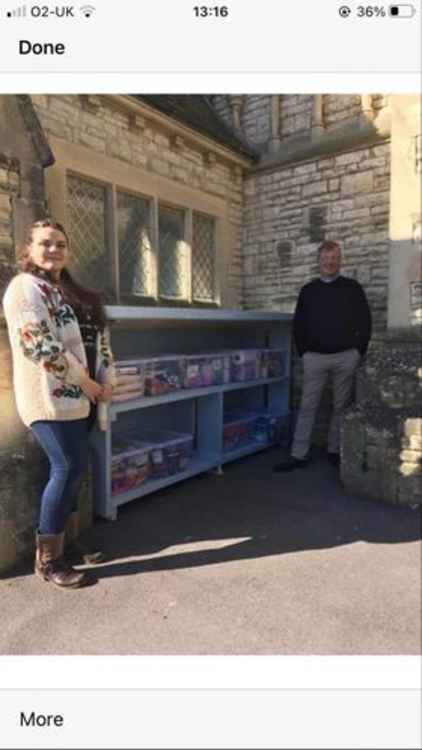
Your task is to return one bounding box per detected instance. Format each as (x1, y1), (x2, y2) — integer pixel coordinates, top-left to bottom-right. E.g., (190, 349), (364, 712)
(35, 532), (89, 588)
(65, 511), (106, 565)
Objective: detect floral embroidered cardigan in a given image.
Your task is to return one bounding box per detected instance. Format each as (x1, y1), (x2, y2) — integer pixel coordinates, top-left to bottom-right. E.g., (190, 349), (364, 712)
(3, 272), (115, 429)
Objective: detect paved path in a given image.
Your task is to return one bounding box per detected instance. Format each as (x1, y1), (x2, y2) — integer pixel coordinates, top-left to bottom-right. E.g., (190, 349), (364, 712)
(1, 449), (421, 654)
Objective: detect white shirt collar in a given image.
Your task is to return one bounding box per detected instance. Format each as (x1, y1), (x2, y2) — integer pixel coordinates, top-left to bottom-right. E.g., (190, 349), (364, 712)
(320, 273), (340, 283)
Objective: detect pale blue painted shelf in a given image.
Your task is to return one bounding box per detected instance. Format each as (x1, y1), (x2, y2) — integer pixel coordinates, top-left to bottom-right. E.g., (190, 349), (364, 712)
(91, 306), (293, 520)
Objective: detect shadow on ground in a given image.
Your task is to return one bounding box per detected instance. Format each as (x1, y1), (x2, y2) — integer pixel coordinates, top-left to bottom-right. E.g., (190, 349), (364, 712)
(5, 447), (421, 582)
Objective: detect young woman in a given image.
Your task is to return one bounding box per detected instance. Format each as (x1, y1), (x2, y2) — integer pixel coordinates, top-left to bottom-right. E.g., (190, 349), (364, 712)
(3, 219), (115, 589)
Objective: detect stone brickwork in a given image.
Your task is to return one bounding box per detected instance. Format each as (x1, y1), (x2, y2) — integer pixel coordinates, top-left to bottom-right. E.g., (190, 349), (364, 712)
(212, 95), (272, 148)
(213, 94), (388, 151)
(238, 96), (271, 146)
(341, 95), (422, 506)
(31, 95), (244, 308)
(0, 157), (19, 293)
(243, 142), (390, 332)
(0, 165), (46, 573)
(280, 95), (313, 139)
(342, 334), (422, 505)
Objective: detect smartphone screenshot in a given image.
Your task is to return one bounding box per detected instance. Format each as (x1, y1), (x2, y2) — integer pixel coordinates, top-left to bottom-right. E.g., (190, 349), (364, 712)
(0, 1), (421, 748)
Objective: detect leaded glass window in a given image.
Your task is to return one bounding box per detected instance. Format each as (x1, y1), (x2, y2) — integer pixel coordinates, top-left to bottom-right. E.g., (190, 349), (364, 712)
(158, 205), (188, 299)
(192, 212), (216, 302)
(67, 175), (108, 294)
(118, 192), (153, 297)
(66, 171), (218, 305)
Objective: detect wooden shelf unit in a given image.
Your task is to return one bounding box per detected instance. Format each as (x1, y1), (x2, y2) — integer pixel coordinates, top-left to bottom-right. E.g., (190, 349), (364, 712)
(91, 306), (292, 520)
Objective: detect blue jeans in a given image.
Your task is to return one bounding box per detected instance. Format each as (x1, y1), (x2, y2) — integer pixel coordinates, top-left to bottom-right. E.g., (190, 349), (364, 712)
(30, 418), (90, 535)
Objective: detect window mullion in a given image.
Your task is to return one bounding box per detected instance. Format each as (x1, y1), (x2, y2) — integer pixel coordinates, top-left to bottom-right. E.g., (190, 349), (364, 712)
(151, 198), (159, 301)
(107, 185), (119, 303)
(185, 209), (193, 303)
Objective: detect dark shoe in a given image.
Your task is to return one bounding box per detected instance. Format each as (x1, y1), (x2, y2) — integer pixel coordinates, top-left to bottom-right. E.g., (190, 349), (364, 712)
(35, 533), (89, 588)
(65, 511), (106, 565)
(273, 456), (308, 472)
(328, 452), (341, 468)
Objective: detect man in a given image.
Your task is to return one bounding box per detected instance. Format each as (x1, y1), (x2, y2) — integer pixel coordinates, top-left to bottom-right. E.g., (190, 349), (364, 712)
(274, 240), (371, 471)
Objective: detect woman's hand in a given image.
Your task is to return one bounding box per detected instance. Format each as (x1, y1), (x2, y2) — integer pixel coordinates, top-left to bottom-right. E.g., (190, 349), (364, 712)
(97, 383), (113, 402)
(80, 376), (104, 404)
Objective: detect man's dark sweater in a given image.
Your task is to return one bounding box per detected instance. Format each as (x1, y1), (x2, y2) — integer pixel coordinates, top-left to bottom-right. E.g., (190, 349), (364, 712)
(293, 275), (372, 357)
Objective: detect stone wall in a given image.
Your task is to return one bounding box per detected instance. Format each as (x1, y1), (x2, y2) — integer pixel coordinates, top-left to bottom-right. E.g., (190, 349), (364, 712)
(212, 95), (391, 328)
(280, 96), (313, 139)
(213, 94), (391, 446)
(239, 96), (272, 147)
(242, 138), (391, 441)
(342, 333), (422, 505)
(0, 96), (83, 575)
(0, 158), (19, 293)
(0, 100), (47, 574)
(212, 95), (272, 148)
(341, 95), (422, 506)
(212, 94), (388, 149)
(31, 95), (245, 308)
(242, 143), (390, 331)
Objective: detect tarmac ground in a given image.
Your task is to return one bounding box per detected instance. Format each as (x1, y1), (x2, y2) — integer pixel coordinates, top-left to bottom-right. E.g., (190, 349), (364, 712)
(1, 448), (421, 655)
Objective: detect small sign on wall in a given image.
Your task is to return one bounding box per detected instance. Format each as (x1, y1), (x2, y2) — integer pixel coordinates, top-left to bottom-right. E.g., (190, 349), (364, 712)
(308, 206), (327, 243)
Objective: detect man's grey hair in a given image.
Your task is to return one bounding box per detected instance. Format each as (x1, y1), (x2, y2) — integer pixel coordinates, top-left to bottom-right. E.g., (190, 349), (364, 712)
(318, 240), (341, 255)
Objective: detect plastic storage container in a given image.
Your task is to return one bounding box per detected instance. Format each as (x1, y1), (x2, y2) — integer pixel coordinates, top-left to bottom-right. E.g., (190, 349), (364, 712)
(111, 435), (151, 496)
(222, 409), (291, 452)
(251, 411), (291, 446)
(134, 429), (194, 479)
(230, 350), (261, 382)
(260, 349), (287, 379)
(223, 410), (256, 453)
(209, 352), (232, 385)
(184, 352), (231, 389)
(142, 355), (186, 396)
(184, 354), (213, 388)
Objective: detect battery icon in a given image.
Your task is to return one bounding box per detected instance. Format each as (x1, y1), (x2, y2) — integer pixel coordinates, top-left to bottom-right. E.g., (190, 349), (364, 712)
(389, 4), (416, 16)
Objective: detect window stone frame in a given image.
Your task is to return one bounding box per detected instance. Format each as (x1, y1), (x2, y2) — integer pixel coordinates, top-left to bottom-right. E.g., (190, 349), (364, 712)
(45, 137), (228, 307)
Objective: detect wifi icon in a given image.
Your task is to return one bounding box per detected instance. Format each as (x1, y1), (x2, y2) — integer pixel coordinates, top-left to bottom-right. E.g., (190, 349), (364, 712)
(80, 4), (95, 17)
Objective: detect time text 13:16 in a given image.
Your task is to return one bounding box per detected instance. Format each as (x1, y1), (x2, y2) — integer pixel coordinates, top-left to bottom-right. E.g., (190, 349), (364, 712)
(193, 6), (229, 17)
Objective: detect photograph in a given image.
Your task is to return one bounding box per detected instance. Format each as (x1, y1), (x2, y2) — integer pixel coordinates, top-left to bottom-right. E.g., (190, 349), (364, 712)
(0, 92), (421, 656)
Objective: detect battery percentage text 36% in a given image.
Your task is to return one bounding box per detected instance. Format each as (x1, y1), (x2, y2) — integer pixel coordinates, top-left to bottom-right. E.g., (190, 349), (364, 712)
(357, 6), (387, 15)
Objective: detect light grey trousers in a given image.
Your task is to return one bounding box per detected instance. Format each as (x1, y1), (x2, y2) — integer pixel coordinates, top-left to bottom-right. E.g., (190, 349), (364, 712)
(291, 349), (361, 459)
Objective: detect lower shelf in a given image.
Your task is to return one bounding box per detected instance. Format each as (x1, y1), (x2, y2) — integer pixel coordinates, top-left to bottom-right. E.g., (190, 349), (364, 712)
(111, 454), (220, 510)
(221, 440), (278, 465)
(103, 440), (279, 517)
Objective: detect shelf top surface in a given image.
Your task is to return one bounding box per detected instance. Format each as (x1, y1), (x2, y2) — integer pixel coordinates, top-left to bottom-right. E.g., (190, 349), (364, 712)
(110, 376), (289, 414)
(105, 306), (293, 324)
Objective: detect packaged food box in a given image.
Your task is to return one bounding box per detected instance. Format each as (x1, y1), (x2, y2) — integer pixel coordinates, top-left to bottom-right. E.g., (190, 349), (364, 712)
(111, 435), (151, 496)
(260, 349), (287, 379)
(135, 429), (194, 479)
(230, 350), (261, 382)
(113, 361), (146, 402)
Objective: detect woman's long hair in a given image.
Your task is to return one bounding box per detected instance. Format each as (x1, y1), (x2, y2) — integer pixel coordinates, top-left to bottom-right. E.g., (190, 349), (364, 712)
(18, 218), (107, 330)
